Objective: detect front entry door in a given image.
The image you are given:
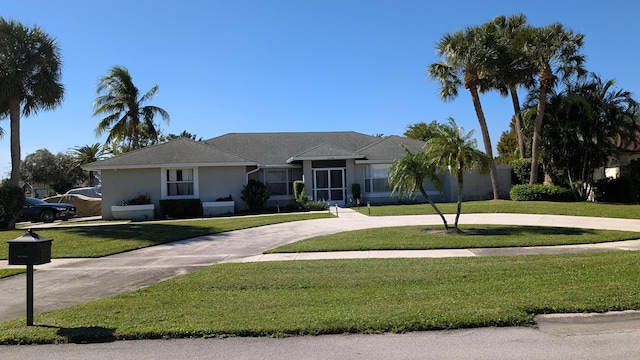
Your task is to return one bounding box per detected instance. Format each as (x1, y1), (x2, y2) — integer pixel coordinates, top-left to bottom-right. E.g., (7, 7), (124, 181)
(313, 168), (346, 204)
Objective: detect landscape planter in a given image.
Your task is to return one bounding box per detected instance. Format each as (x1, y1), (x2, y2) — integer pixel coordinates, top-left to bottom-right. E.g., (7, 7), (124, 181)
(202, 201), (235, 217)
(111, 204), (155, 220)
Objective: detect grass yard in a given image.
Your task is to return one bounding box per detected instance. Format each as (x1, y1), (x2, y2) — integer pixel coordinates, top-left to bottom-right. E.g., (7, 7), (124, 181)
(360, 200), (640, 219)
(0, 213), (333, 259)
(2, 251), (640, 344)
(0, 269), (23, 279)
(267, 225), (640, 253)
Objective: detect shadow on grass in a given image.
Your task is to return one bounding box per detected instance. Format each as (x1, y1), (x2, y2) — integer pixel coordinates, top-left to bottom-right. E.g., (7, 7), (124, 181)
(459, 226), (598, 236)
(36, 324), (117, 343)
(62, 223), (224, 244)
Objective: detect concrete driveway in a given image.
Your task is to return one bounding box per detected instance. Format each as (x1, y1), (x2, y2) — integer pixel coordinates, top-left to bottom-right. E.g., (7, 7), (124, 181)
(2, 208), (640, 359)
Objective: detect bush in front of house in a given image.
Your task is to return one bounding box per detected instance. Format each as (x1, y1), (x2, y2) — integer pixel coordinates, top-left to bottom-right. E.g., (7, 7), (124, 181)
(120, 193), (152, 206)
(241, 179), (270, 211)
(510, 184), (575, 202)
(510, 158), (544, 185)
(0, 181), (25, 229)
(159, 199), (202, 219)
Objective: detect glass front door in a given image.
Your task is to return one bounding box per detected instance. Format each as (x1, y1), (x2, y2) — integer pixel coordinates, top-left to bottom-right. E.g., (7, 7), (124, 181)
(313, 168), (346, 204)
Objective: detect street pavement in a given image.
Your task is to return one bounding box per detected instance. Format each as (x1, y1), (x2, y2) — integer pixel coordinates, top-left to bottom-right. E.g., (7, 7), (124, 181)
(3, 208), (640, 358)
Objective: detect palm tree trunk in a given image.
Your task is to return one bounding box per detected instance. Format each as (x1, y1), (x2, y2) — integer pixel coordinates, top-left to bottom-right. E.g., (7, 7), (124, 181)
(509, 86), (526, 158)
(9, 96), (21, 188)
(418, 186), (449, 230)
(455, 170), (463, 229)
(530, 90), (547, 184)
(468, 86), (501, 199)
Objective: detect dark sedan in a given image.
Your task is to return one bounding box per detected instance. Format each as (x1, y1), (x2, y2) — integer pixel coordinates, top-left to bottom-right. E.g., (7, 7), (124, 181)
(19, 197), (77, 223)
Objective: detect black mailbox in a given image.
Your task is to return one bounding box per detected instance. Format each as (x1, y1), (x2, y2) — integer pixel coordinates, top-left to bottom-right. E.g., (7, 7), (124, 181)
(7, 229), (53, 265)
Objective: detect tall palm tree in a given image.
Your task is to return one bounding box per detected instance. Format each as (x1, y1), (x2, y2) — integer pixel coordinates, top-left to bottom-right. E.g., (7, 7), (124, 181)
(485, 14), (536, 159)
(425, 118), (489, 230)
(388, 146), (449, 230)
(69, 143), (105, 186)
(525, 23), (586, 184)
(93, 66), (170, 152)
(0, 17), (64, 188)
(428, 25), (501, 199)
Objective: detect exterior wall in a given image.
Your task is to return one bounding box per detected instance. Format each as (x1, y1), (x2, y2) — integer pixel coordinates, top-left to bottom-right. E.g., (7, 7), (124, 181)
(101, 168), (162, 220)
(198, 166), (247, 210)
(442, 165), (512, 201)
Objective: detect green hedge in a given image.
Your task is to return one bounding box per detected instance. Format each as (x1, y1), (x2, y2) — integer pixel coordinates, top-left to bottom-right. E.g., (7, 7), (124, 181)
(510, 184), (575, 202)
(159, 199), (202, 219)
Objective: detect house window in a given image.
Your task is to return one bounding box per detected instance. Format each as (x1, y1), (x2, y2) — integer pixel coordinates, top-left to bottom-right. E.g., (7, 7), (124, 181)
(166, 169), (194, 196)
(364, 164), (390, 193)
(263, 168), (301, 196)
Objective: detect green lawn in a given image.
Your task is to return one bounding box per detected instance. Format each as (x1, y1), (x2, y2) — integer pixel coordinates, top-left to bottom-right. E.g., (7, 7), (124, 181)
(360, 200), (640, 219)
(267, 225), (640, 253)
(2, 252), (639, 344)
(0, 213), (333, 259)
(2, 201), (640, 344)
(0, 269), (23, 279)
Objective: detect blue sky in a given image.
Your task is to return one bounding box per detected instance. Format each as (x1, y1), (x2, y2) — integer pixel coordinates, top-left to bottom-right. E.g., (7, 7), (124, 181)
(1, 1), (638, 178)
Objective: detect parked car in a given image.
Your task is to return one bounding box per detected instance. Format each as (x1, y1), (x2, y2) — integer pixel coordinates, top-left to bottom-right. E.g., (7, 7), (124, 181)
(44, 194), (102, 217)
(65, 186), (102, 198)
(19, 197), (77, 223)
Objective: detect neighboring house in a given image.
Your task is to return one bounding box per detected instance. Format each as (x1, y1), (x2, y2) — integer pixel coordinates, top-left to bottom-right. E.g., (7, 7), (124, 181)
(84, 132), (511, 219)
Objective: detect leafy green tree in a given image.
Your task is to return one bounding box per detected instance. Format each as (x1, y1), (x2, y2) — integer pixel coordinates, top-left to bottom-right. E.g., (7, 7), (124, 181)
(403, 121), (441, 141)
(525, 74), (639, 199)
(69, 143), (105, 186)
(160, 130), (201, 142)
(388, 146), (449, 230)
(524, 23), (586, 184)
(93, 66), (170, 152)
(22, 149), (83, 194)
(428, 25), (501, 199)
(425, 118), (489, 230)
(0, 17), (64, 188)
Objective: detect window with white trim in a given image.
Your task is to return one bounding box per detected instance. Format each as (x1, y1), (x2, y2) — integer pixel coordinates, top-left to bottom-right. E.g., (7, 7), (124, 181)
(166, 169), (194, 196)
(263, 168), (302, 196)
(364, 164), (390, 193)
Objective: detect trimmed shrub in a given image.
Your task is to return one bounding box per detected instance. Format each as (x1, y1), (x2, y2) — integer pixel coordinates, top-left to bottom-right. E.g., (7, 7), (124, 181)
(293, 181), (306, 205)
(510, 158), (543, 185)
(0, 182), (25, 229)
(241, 179), (270, 211)
(159, 199), (202, 219)
(351, 183), (361, 201)
(510, 184), (575, 202)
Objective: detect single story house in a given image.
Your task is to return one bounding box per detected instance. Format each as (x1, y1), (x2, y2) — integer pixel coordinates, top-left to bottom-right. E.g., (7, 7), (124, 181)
(84, 131), (511, 219)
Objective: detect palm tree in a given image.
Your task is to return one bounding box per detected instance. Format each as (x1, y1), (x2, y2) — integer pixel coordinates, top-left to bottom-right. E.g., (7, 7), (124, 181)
(69, 143), (105, 186)
(388, 146), (449, 230)
(428, 25), (501, 199)
(93, 66), (170, 152)
(425, 118), (489, 230)
(0, 18), (64, 188)
(524, 23), (586, 184)
(484, 14), (536, 159)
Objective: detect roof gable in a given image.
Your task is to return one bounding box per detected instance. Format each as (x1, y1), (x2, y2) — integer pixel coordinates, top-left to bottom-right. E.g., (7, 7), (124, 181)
(286, 144), (365, 163)
(357, 135), (426, 161)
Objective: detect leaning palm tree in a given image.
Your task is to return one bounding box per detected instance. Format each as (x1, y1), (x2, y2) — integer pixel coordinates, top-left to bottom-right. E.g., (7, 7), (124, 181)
(428, 25), (501, 199)
(425, 118), (489, 230)
(93, 66), (170, 152)
(524, 23), (586, 184)
(69, 143), (105, 186)
(388, 146), (449, 230)
(0, 17), (64, 188)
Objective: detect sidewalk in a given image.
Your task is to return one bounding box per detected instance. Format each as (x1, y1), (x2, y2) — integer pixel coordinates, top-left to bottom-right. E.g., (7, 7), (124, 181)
(2, 208), (640, 324)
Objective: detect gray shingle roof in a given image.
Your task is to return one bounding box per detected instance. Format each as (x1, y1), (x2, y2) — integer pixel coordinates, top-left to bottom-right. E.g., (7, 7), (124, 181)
(84, 132), (427, 170)
(83, 138), (255, 170)
(205, 132), (381, 165)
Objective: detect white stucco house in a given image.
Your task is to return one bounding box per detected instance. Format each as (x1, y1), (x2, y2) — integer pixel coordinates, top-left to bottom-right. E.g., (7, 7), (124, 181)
(83, 131), (511, 220)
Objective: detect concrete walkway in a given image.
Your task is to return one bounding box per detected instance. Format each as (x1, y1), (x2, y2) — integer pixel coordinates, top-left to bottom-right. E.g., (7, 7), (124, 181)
(2, 208), (640, 326)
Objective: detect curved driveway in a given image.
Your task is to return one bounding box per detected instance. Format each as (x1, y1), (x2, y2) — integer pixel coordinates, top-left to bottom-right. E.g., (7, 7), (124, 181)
(3, 208), (640, 359)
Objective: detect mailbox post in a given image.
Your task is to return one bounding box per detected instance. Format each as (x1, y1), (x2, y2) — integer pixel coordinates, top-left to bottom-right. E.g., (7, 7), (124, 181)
(7, 229), (53, 326)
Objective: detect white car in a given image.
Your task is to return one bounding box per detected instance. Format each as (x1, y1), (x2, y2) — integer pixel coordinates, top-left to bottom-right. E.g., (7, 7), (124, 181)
(65, 187), (102, 198)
